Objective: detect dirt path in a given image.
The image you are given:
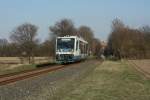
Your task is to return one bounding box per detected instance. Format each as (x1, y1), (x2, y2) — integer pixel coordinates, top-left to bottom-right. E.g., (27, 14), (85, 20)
(129, 60), (150, 78)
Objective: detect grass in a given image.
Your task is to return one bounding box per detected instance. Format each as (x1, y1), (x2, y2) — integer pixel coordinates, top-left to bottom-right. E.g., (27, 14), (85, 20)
(0, 62), (57, 75)
(0, 57), (55, 75)
(0, 64), (37, 75)
(0, 57), (53, 64)
(61, 60), (150, 100)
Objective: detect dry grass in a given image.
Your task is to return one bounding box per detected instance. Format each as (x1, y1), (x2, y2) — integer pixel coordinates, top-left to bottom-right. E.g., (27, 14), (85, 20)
(61, 60), (150, 100)
(0, 57), (54, 75)
(130, 60), (150, 74)
(129, 59), (150, 78)
(130, 60), (150, 73)
(0, 57), (53, 64)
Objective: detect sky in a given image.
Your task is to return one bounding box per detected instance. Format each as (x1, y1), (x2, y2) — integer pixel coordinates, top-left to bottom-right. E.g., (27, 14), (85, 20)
(0, 0), (150, 42)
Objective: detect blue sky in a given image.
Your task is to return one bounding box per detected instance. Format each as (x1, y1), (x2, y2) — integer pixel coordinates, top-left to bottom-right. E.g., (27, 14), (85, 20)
(0, 0), (150, 41)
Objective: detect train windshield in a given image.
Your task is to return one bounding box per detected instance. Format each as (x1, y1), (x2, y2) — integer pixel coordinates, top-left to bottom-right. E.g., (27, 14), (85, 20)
(57, 38), (75, 52)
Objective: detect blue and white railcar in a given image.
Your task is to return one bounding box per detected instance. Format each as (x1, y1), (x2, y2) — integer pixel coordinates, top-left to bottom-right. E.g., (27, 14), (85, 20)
(56, 36), (88, 63)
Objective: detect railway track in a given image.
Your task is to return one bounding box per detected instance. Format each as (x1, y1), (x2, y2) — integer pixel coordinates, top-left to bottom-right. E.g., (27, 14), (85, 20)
(0, 59), (94, 86)
(0, 64), (66, 86)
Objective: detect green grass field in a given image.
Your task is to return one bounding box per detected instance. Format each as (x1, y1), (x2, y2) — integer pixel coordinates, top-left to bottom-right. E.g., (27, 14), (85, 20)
(62, 60), (150, 100)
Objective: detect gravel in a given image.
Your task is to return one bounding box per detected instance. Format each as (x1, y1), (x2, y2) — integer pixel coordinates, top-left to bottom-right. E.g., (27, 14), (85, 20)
(0, 60), (100, 100)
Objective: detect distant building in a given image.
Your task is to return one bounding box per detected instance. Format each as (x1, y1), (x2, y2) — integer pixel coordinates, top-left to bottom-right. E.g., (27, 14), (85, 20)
(100, 41), (107, 50)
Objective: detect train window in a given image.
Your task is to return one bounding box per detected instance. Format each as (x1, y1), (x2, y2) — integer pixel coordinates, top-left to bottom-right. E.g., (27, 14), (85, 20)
(57, 38), (75, 52)
(76, 40), (78, 50)
(84, 44), (87, 54)
(86, 44), (88, 53)
(84, 44), (86, 54)
(79, 41), (84, 53)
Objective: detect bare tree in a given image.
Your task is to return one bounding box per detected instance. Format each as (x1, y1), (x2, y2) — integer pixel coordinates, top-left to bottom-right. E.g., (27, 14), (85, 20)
(0, 38), (8, 46)
(107, 18), (126, 58)
(0, 38), (8, 56)
(140, 26), (150, 58)
(92, 38), (102, 57)
(39, 40), (55, 57)
(107, 18), (148, 59)
(10, 23), (38, 64)
(49, 19), (76, 37)
(112, 18), (125, 32)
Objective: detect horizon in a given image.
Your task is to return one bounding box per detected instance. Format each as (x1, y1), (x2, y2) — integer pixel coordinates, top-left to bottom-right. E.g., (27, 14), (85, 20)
(0, 0), (150, 42)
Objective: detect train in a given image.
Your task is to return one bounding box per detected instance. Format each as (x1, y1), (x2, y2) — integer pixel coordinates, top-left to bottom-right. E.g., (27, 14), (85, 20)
(55, 36), (88, 63)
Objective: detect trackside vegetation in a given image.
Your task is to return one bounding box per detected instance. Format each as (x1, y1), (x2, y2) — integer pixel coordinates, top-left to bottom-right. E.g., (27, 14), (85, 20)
(61, 60), (150, 100)
(106, 18), (150, 59)
(0, 61), (55, 75)
(0, 64), (36, 75)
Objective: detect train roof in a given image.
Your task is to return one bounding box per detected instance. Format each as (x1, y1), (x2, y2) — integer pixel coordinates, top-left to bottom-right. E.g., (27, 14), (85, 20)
(57, 36), (88, 44)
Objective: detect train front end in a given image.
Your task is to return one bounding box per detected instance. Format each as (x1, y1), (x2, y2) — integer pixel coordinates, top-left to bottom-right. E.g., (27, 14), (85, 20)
(56, 36), (76, 63)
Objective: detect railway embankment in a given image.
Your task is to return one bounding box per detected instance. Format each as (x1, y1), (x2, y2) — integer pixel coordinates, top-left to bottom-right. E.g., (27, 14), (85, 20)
(0, 59), (101, 100)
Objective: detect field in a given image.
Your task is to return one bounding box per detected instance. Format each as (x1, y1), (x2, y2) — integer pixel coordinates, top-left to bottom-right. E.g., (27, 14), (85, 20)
(129, 60), (150, 78)
(61, 60), (150, 100)
(0, 57), (53, 64)
(0, 57), (53, 75)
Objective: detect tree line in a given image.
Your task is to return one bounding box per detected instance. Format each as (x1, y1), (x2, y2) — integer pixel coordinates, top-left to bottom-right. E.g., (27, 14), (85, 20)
(106, 18), (150, 59)
(0, 19), (102, 63)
